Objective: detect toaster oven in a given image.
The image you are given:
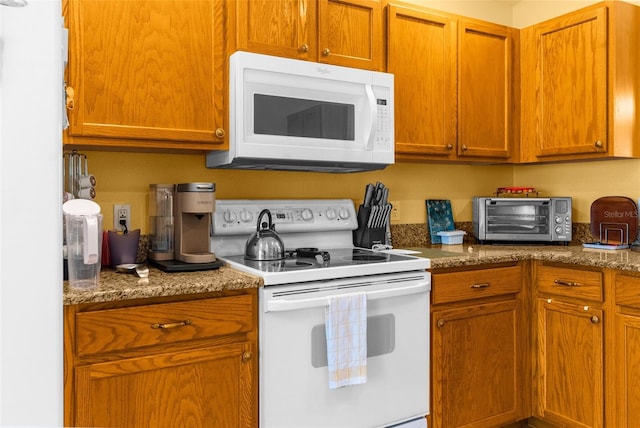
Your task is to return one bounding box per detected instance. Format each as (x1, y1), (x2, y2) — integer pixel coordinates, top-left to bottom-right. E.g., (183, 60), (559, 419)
(473, 197), (572, 244)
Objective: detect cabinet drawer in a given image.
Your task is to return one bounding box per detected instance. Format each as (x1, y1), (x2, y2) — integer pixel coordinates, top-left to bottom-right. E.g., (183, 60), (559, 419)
(536, 265), (603, 302)
(75, 294), (255, 357)
(616, 274), (640, 308)
(432, 266), (521, 304)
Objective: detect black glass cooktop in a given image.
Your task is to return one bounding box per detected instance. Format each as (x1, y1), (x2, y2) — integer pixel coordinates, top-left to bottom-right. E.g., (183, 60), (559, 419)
(222, 247), (414, 273)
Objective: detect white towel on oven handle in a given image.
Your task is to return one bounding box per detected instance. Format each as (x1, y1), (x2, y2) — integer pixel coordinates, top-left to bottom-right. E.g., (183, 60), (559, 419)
(325, 292), (367, 389)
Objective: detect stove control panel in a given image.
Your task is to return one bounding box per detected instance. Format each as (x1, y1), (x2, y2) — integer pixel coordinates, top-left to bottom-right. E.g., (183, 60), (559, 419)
(213, 199), (358, 235)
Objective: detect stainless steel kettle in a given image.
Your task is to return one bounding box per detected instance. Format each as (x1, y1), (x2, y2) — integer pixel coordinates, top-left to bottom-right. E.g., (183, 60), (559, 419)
(244, 209), (285, 261)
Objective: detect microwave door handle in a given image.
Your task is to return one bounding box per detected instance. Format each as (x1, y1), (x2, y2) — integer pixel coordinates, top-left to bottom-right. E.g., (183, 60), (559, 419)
(265, 281), (430, 312)
(364, 84), (377, 151)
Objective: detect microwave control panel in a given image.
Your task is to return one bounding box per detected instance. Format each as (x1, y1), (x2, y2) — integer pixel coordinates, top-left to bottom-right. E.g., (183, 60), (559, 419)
(374, 98), (391, 147)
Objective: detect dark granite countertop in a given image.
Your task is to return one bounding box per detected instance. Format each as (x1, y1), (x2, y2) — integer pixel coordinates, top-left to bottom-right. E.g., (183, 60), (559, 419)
(65, 244), (640, 305)
(64, 265), (262, 305)
(409, 244), (640, 271)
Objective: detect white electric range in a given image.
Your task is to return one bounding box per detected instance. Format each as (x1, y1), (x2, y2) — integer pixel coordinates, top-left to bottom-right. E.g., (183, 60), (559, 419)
(211, 199), (431, 428)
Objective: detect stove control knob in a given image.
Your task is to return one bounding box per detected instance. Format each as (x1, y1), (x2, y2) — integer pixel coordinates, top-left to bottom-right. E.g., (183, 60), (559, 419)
(301, 208), (314, 221)
(338, 207), (350, 220)
(239, 210), (253, 223)
(326, 208), (337, 220)
(223, 210), (237, 223)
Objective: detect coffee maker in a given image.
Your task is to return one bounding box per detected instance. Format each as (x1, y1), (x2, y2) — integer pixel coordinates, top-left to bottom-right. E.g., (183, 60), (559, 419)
(174, 182), (216, 263)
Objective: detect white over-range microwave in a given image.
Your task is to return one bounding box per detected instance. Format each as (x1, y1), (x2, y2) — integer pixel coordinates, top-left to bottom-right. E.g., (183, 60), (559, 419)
(206, 51), (394, 173)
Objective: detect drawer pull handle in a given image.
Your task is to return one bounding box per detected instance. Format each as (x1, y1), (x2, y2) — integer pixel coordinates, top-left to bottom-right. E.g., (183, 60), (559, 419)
(554, 279), (581, 287)
(151, 319), (192, 330)
(591, 315), (600, 324)
(470, 283), (490, 289)
(437, 319), (445, 328)
(242, 351), (253, 362)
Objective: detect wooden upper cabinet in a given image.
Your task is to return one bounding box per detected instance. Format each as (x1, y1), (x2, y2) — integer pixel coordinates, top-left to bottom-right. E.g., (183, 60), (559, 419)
(457, 20), (515, 160)
(387, 3), (516, 163)
(387, 4), (456, 158)
(318, 0), (383, 70)
(236, 0), (317, 60)
(235, 0), (383, 70)
(64, 0), (228, 151)
(520, 1), (640, 162)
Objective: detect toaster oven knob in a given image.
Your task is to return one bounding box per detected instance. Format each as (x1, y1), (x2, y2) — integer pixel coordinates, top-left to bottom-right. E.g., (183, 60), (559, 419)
(554, 216), (563, 224)
(555, 226), (563, 234)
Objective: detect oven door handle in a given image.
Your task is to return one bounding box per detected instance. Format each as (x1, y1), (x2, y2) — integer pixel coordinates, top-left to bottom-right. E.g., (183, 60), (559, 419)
(265, 281), (430, 312)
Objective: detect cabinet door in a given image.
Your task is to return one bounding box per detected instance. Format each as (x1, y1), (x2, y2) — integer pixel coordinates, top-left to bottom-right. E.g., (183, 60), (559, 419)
(65, 0), (227, 150)
(74, 342), (255, 428)
(536, 298), (603, 428)
(615, 313), (640, 427)
(533, 7), (607, 158)
(457, 20), (514, 160)
(236, 0), (317, 60)
(432, 299), (523, 428)
(387, 4), (457, 159)
(317, 0), (382, 70)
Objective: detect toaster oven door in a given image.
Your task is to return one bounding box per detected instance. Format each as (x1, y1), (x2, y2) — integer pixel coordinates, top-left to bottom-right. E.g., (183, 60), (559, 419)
(483, 199), (552, 239)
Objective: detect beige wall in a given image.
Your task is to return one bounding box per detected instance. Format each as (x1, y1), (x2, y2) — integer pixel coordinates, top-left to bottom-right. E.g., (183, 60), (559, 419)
(88, 151), (513, 234)
(86, 0), (640, 232)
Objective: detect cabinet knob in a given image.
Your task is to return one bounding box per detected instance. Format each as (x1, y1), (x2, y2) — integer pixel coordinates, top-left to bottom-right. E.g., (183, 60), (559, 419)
(446, 144), (453, 150)
(242, 351), (253, 362)
(461, 144), (468, 151)
(437, 319), (445, 328)
(300, 44), (309, 53)
(65, 86), (75, 110)
(215, 128), (225, 139)
(594, 140), (603, 149)
(591, 315), (600, 324)
(322, 48), (331, 56)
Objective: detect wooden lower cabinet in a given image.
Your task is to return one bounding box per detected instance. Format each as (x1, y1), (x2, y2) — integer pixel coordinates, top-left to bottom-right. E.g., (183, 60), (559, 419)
(64, 290), (258, 428)
(430, 263), (528, 428)
(533, 262), (605, 428)
(614, 273), (640, 427)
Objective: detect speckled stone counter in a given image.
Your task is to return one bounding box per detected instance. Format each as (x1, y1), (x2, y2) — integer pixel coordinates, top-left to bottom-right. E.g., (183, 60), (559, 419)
(64, 265), (262, 305)
(410, 244), (640, 272)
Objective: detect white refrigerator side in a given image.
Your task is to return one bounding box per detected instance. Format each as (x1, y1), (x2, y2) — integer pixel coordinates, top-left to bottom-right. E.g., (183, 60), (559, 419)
(0, 0), (63, 426)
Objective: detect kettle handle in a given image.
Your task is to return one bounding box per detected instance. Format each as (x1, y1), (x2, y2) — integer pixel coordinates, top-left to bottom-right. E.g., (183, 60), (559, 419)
(257, 209), (273, 231)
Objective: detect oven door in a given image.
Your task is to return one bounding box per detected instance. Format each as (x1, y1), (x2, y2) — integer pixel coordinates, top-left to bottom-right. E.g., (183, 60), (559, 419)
(259, 271), (430, 428)
(482, 198), (553, 241)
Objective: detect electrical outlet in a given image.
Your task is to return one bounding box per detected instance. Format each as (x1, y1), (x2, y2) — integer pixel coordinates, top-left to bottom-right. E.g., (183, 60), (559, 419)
(390, 200), (400, 222)
(113, 203), (131, 232)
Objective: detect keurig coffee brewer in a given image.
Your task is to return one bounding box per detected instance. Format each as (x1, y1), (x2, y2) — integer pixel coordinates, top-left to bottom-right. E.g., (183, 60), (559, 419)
(174, 182), (216, 263)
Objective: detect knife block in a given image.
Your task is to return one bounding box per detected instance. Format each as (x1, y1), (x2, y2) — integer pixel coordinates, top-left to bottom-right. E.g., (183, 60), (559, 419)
(353, 205), (386, 248)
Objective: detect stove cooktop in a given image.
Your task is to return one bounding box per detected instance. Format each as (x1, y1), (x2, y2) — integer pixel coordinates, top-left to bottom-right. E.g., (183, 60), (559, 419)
(220, 247), (430, 286)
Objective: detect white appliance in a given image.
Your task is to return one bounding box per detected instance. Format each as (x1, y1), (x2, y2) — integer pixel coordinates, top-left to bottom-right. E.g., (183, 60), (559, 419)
(206, 52), (395, 173)
(1, 0), (64, 425)
(211, 199), (430, 428)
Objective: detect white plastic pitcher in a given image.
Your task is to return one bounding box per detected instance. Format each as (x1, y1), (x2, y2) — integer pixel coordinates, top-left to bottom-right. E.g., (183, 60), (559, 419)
(63, 199), (102, 290)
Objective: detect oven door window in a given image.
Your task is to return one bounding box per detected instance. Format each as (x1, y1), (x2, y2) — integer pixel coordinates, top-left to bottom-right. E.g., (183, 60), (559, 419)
(486, 202), (550, 235)
(310, 314), (395, 368)
(254, 94), (355, 141)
